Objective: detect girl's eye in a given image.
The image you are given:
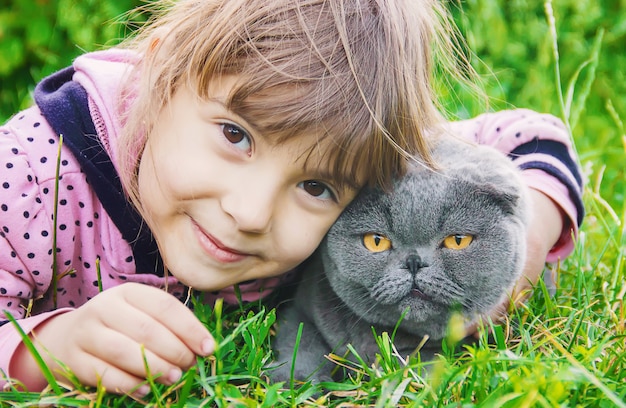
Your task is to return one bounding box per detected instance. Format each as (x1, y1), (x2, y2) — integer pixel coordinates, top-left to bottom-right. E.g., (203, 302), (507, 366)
(298, 180), (336, 201)
(221, 123), (251, 152)
(362, 233), (392, 253)
(442, 234), (474, 250)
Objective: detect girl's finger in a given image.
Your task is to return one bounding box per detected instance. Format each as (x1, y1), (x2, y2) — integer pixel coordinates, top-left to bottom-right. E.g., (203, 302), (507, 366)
(95, 300), (198, 369)
(66, 351), (151, 397)
(119, 284), (215, 357)
(80, 325), (184, 386)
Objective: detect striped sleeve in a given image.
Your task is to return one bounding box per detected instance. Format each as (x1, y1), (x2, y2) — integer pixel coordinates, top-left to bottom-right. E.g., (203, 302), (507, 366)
(448, 108), (584, 261)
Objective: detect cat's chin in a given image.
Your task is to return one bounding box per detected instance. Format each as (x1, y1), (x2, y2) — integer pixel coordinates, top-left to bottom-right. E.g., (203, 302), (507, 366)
(388, 296), (451, 331)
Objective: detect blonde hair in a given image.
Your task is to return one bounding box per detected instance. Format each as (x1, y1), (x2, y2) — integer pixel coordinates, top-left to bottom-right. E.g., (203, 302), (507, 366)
(117, 0), (473, 208)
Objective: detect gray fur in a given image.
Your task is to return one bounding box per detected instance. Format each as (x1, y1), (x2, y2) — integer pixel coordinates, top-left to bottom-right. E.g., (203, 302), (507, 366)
(270, 136), (529, 384)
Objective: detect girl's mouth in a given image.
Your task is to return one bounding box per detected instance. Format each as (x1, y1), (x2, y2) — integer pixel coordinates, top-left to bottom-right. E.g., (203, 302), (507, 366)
(191, 220), (248, 263)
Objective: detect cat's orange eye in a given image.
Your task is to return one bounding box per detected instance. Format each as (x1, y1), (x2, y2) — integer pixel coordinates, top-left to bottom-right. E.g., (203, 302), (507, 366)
(443, 234), (474, 250)
(362, 233), (392, 253)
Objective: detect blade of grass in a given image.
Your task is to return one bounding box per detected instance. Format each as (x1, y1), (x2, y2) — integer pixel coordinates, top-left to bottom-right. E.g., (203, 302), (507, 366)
(140, 343), (161, 403)
(566, 29), (604, 130)
(175, 366), (197, 408)
(544, 0), (581, 164)
(95, 257), (103, 293)
(51, 134), (64, 308)
(212, 297), (223, 403)
(289, 322), (304, 405)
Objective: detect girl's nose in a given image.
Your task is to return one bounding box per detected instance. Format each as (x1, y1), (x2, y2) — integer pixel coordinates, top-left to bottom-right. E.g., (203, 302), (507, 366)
(220, 179), (277, 234)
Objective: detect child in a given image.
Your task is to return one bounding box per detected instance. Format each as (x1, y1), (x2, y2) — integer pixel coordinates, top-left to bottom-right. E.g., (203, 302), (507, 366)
(0, 0), (582, 398)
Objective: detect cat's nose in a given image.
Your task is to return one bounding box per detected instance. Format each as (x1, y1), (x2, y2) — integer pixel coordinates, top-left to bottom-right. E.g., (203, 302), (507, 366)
(405, 254), (428, 274)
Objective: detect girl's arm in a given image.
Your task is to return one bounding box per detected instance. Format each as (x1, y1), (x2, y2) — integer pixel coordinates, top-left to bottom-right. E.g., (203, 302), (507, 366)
(449, 109), (584, 330)
(0, 309), (71, 384)
(449, 108), (583, 262)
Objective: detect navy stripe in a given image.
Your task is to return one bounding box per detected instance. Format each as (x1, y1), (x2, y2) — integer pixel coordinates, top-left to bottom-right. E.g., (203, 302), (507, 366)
(518, 161), (585, 226)
(508, 139), (583, 188)
(34, 67), (164, 276)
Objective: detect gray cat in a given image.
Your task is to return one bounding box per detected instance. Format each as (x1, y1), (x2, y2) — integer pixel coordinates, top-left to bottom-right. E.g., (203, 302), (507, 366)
(270, 136), (529, 384)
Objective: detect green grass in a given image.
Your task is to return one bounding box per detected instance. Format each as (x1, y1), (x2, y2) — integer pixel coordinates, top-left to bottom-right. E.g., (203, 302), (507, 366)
(1, 0), (625, 406)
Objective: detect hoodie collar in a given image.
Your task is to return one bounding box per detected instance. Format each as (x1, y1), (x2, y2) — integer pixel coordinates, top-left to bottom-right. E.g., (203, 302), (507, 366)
(34, 64), (165, 277)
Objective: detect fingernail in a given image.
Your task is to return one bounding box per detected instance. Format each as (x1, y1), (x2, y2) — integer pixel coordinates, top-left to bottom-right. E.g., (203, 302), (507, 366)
(135, 384), (150, 398)
(168, 367), (182, 384)
(201, 337), (214, 355)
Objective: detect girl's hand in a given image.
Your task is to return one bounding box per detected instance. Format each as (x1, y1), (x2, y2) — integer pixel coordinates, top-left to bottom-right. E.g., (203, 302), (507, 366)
(10, 283), (215, 396)
(466, 188), (565, 336)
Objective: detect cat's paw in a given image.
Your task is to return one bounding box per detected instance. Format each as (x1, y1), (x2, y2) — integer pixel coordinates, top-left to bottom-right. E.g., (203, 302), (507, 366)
(266, 361), (333, 388)
(265, 362), (292, 385)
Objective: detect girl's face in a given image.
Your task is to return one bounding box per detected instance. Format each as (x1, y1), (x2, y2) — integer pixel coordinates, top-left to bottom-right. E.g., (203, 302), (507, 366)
(138, 78), (360, 291)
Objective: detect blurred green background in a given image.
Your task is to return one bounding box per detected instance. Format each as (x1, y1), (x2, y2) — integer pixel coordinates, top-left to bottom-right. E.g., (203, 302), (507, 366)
(447, 0), (626, 209)
(1, 0), (624, 207)
(0, 0), (143, 118)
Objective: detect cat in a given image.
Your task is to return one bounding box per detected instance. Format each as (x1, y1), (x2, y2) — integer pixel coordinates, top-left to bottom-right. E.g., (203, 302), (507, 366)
(269, 135), (530, 385)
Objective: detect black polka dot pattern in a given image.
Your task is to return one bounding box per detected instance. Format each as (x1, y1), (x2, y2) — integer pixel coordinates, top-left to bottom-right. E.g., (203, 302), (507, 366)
(0, 105), (185, 336)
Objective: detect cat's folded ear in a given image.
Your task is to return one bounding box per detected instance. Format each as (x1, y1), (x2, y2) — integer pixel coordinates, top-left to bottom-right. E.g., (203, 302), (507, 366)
(449, 156), (529, 224)
(469, 179), (527, 218)
(441, 141), (529, 221)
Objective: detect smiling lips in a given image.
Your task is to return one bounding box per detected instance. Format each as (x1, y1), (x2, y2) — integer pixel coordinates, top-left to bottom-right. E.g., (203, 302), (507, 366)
(192, 220), (249, 263)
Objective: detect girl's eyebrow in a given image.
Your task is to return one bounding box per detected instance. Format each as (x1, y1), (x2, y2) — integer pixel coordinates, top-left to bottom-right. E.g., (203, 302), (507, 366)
(206, 96), (265, 134)
(305, 165), (362, 192)
(207, 96), (247, 120)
